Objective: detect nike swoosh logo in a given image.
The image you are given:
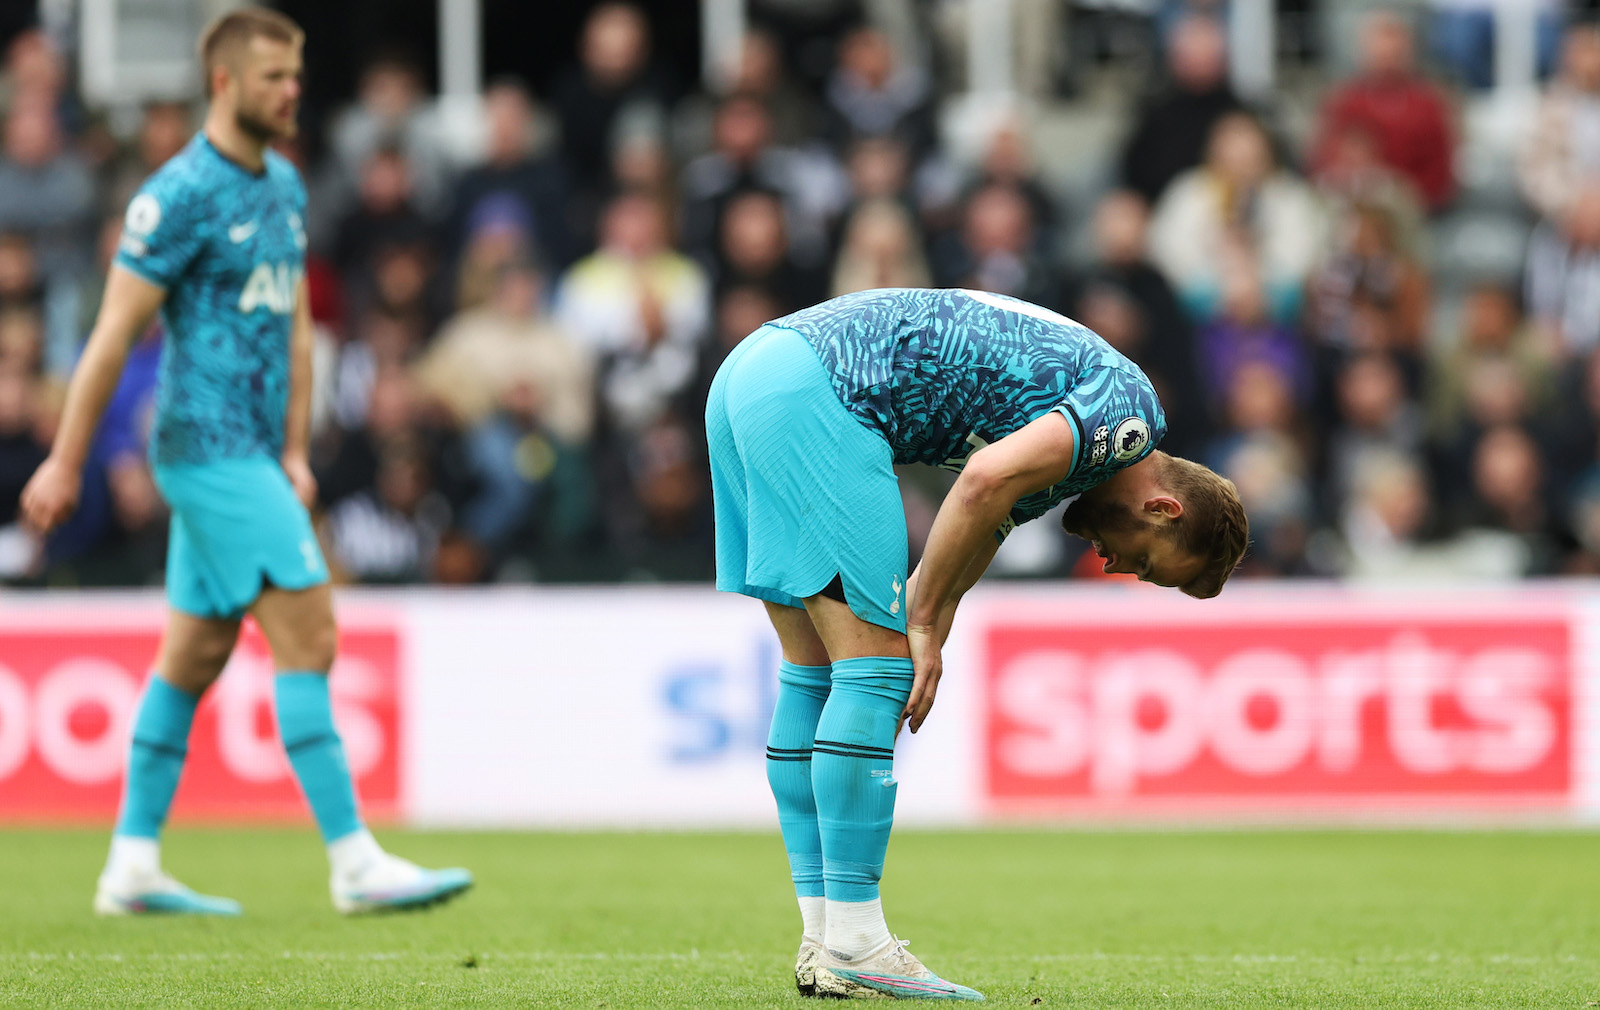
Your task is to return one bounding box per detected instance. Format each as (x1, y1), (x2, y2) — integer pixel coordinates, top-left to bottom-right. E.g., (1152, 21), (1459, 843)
(228, 221), (259, 243)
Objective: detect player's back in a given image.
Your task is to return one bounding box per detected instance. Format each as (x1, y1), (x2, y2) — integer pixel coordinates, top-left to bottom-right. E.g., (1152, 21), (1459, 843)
(115, 133), (307, 466)
(773, 288), (1164, 470)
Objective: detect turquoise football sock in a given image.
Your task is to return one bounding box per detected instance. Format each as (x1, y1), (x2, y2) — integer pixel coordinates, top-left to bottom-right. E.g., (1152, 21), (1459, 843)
(766, 660), (832, 899)
(114, 676), (199, 839)
(274, 672), (364, 843)
(812, 656), (913, 904)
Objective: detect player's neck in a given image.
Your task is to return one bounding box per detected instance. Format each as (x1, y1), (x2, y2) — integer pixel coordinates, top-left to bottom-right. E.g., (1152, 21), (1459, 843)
(203, 109), (269, 175)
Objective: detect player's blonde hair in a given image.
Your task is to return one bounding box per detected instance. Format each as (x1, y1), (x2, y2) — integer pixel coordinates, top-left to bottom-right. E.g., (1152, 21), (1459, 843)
(199, 6), (303, 97)
(1159, 452), (1250, 599)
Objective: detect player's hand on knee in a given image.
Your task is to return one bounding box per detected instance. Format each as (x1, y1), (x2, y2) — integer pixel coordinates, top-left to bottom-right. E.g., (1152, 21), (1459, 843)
(905, 623), (943, 734)
(20, 457), (82, 532)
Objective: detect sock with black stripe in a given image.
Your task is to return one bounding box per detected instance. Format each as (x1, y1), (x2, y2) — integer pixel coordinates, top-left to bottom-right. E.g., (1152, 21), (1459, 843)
(766, 660), (832, 944)
(274, 672), (364, 846)
(108, 676), (198, 874)
(812, 655), (913, 960)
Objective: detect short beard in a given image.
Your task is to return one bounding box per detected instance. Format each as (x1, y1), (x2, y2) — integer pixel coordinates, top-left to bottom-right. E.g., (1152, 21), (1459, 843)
(1062, 486), (1145, 541)
(235, 105), (285, 144)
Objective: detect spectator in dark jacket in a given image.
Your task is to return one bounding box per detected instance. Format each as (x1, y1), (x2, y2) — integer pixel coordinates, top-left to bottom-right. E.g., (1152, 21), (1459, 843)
(1117, 14), (1243, 205)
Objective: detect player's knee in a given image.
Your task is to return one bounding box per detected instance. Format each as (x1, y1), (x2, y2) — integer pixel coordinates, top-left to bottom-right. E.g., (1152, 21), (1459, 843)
(299, 619), (338, 672)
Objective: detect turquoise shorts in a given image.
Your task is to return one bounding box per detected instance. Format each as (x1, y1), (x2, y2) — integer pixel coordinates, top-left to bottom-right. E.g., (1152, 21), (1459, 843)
(706, 324), (908, 633)
(152, 455), (330, 620)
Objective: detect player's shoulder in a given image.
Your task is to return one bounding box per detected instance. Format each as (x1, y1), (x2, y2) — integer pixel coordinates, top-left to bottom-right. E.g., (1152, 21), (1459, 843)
(132, 135), (218, 215)
(264, 148), (307, 202)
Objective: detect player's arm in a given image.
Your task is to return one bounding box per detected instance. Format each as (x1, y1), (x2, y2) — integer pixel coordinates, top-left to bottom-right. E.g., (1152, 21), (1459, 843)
(902, 411), (1076, 732)
(280, 277), (317, 508)
(20, 266), (166, 532)
(906, 535), (1000, 647)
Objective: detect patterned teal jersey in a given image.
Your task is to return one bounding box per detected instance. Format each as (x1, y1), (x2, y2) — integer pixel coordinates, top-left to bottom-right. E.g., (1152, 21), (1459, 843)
(115, 133), (307, 465)
(771, 288), (1167, 528)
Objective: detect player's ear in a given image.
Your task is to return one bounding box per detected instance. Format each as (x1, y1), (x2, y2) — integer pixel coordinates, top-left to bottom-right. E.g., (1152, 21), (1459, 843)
(1144, 495), (1183, 521)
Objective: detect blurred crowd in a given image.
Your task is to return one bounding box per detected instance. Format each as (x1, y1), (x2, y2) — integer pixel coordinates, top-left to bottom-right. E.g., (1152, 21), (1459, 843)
(7, 0), (1600, 587)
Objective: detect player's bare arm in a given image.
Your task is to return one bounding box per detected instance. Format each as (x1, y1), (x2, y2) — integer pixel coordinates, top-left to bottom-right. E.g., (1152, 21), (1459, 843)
(20, 266), (167, 532)
(905, 535), (1000, 651)
(281, 277), (316, 508)
(902, 410), (1077, 732)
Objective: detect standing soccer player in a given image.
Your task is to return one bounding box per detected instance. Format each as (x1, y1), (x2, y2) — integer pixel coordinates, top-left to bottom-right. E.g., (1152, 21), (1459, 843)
(707, 288), (1249, 1000)
(20, 8), (471, 916)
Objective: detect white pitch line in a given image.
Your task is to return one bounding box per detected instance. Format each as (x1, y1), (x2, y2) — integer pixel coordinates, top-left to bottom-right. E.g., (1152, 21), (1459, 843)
(5, 951), (1592, 966)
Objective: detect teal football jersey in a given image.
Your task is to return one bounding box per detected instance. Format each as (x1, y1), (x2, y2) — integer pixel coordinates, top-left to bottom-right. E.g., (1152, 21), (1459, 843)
(771, 288), (1168, 528)
(115, 133), (307, 465)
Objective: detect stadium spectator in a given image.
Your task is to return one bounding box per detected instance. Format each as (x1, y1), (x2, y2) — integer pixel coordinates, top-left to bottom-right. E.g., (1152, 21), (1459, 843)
(445, 80), (571, 273)
(1426, 282), (1557, 443)
(677, 29), (815, 150)
(555, 190), (710, 434)
(830, 198), (930, 297)
(1, 27), (58, 94)
(824, 26), (936, 161)
(553, 3), (673, 234)
(0, 231), (41, 313)
(1323, 351), (1425, 514)
(1313, 124), (1428, 261)
(1196, 265), (1311, 420)
(328, 52), (452, 218)
(104, 102), (192, 215)
(1335, 448), (1435, 580)
(933, 183), (1061, 309)
(841, 135), (912, 213)
(1205, 359), (1316, 575)
(1066, 189), (1206, 456)
(414, 257), (593, 445)
(1149, 111), (1326, 324)
(0, 91), (93, 367)
(322, 439), (448, 584)
(1305, 202), (1431, 356)
(330, 146), (430, 287)
(453, 192), (537, 312)
(708, 189), (821, 312)
(681, 93), (846, 273)
(1525, 180), (1600, 359)
(605, 414), (714, 581)
(1309, 12), (1457, 212)
(1117, 14), (1243, 206)
(328, 310), (426, 437)
(1457, 424), (1568, 574)
(962, 118), (1061, 242)
(1521, 23), (1600, 221)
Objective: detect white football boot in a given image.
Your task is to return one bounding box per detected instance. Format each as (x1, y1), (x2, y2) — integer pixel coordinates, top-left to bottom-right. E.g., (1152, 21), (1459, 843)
(94, 866), (242, 916)
(796, 939), (824, 996)
(330, 848), (473, 914)
(813, 936), (984, 1001)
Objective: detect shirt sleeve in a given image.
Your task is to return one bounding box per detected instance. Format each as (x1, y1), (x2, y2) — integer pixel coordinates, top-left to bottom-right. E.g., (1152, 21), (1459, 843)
(113, 174), (206, 289)
(1004, 364), (1168, 529)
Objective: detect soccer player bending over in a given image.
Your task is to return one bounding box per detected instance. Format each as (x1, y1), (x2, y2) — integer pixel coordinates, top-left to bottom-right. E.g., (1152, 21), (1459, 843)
(707, 288), (1248, 1000)
(20, 8), (471, 917)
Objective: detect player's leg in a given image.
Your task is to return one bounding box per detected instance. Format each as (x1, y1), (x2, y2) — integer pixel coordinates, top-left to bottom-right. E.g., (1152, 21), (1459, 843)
(250, 583), (472, 914)
(804, 597), (981, 1001)
(762, 600), (833, 994)
(803, 595), (909, 959)
(95, 607), (244, 916)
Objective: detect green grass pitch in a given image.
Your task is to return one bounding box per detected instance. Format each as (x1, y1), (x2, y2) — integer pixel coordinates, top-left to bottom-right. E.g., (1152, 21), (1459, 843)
(2, 827), (1598, 1007)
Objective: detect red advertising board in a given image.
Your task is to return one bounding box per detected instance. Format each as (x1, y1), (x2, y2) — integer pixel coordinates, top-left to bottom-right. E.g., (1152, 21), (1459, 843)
(984, 615), (1573, 811)
(0, 621), (401, 822)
